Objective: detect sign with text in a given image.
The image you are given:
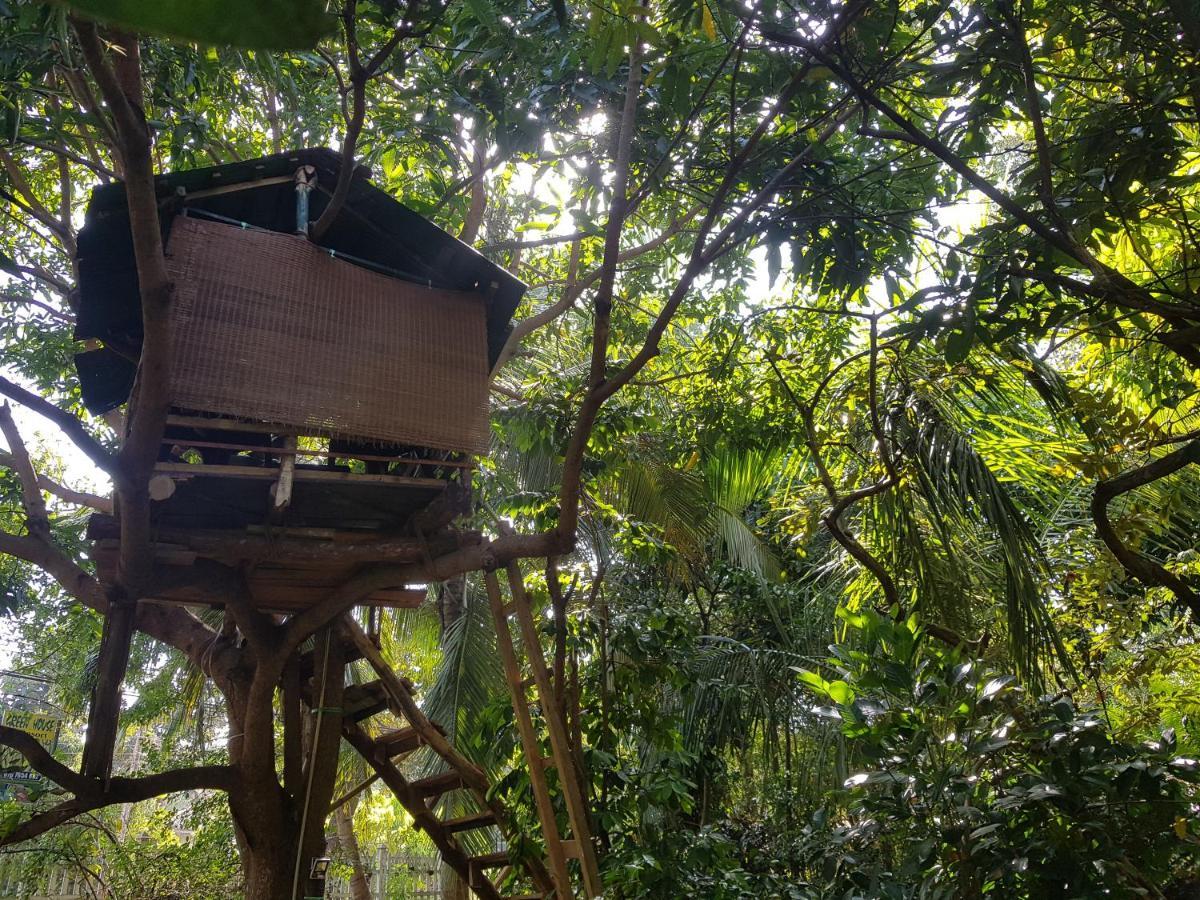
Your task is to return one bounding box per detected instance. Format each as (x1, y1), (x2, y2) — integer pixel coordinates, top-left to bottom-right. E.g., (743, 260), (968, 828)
(0, 707), (63, 801)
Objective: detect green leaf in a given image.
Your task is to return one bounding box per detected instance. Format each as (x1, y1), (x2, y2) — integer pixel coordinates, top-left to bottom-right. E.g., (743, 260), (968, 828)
(980, 675), (1016, 700)
(944, 326), (973, 364)
(827, 680), (853, 705)
(795, 669), (830, 697)
(60, 0), (333, 49)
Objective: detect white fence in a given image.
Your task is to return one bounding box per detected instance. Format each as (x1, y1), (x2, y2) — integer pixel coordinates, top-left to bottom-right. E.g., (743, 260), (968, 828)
(0, 849), (442, 899)
(0, 862), (93, 899)
(326, 848), (442, 899)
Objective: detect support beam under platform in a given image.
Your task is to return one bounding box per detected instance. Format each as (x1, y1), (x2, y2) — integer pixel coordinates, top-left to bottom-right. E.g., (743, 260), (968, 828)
(81, 597), (136, 781)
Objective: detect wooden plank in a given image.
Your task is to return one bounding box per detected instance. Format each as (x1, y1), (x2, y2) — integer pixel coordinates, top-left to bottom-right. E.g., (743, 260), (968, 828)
(166, 414), (308, 436)
(470, 852), (510, 869)
(271, 435), (297, 510)
(442, 810), (497, 833)
(137, 585), (424, 612)
(410, 770), (466, 799)
(483, 572), (571, 898)
(376, 727), (424, 757)
(165, 415), (473, 465)
(161, 436), (476, 468)
(506, 563), (603, 898)
(343, 682), (389, 723)
(154, 461), (449, 488)
(182, 174), (294, 199)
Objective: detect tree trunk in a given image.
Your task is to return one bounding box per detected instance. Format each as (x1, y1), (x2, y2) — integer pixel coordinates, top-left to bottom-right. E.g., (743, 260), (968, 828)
(334, 798), (372, 900)
(221, 632), (347, 900)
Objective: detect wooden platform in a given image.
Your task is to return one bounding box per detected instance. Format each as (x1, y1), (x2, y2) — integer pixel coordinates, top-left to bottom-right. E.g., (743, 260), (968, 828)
(88, 416), (475, 612)
(89, 535), (426, 612)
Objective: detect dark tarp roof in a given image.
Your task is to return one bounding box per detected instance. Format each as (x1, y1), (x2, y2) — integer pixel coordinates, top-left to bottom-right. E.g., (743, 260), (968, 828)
(75, 147), (524, 413)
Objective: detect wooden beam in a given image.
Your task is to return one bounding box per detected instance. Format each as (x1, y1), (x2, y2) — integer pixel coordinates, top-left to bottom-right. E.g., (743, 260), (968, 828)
(484, 571), (571, 898)
(153, 461), (449, 488)
(81, 598), (137, 781)
(161, 436), (475, 469)
(506, 563), (603, 897)
(271, 435), (297, 511)
(87, 515), (474, 566)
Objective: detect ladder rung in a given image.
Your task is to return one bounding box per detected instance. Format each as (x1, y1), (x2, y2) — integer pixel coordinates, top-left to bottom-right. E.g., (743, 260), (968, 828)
(561, 839), (582, 859)
(375, 727), (423, 756)
(538, 756), (554, 769)
(441, 810), (497, 833)
(519, 675), (535, 690)
(502, 600), (516, 616)
(342, 681), (388, 722)
(410, 770), (466, 798)
(470, 850), (511, 869)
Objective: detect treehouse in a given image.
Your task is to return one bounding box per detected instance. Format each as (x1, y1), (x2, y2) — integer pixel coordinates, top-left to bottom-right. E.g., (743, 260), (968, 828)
(74, 148), (525, 612)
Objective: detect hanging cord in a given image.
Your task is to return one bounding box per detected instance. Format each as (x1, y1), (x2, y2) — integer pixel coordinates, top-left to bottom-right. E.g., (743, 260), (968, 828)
(290, 632), (332, 900)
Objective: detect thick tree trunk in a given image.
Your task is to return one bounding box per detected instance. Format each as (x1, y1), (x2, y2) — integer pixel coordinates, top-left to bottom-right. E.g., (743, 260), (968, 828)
(240, 825), (301, 900)
(221, 631), (347, 900)
(334, 798), (372, 900)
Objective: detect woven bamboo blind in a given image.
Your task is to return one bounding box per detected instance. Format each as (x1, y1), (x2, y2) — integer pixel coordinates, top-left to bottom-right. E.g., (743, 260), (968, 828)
(165, 216), (490, 454)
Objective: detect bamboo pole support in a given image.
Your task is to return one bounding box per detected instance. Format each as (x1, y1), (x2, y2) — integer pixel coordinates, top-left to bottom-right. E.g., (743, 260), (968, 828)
(484, 571), (572, 898)
(504, 563), (603, 898)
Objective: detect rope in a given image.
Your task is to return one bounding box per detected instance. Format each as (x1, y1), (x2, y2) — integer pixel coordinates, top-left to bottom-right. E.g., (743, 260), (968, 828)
(290, 631), (332, 900)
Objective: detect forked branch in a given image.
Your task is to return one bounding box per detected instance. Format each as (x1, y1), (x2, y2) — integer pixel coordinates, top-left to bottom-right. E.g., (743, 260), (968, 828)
(1092, 438), (1200, 617)
(0, 723), (237, 846)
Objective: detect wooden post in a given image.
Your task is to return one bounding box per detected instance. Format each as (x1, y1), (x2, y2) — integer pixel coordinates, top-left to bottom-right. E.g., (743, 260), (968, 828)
(505, 564), (602, 898)
(281, 655), (303, 797)
(298, 626), (345, 900)
(483, 571), (572, 898)
(81, 597), (137, 781)
(272, 434), (298, 515)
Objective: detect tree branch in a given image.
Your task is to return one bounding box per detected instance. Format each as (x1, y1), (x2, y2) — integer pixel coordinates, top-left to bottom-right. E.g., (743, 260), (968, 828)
(765, 21), (1200, 344)
(74, 19), (173, 593)
(0, 529), (107, 613)
(0, 726), (237, 847)
(0, 376), (114, 478)
(0, 403), (50, 537)
(0, 149), (76, 257)
(0, 455), (114, 514)
(311, 0), (425, 241)
(491, 206), (701, 377)
(1092, 438), (1200, 617)
(555, 34), (644, 546)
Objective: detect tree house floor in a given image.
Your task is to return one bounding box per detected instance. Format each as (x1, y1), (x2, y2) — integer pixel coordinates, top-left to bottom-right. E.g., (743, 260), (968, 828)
(89, 536), (426, 611)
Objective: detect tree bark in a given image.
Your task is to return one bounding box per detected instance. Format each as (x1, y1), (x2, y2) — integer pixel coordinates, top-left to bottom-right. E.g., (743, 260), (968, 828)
(334, 797), (372, 900)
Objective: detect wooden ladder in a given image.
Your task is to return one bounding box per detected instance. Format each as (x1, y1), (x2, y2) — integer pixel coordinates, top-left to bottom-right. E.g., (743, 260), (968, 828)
(337, 618), (558, 900)
(484, 565), (603, 899)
